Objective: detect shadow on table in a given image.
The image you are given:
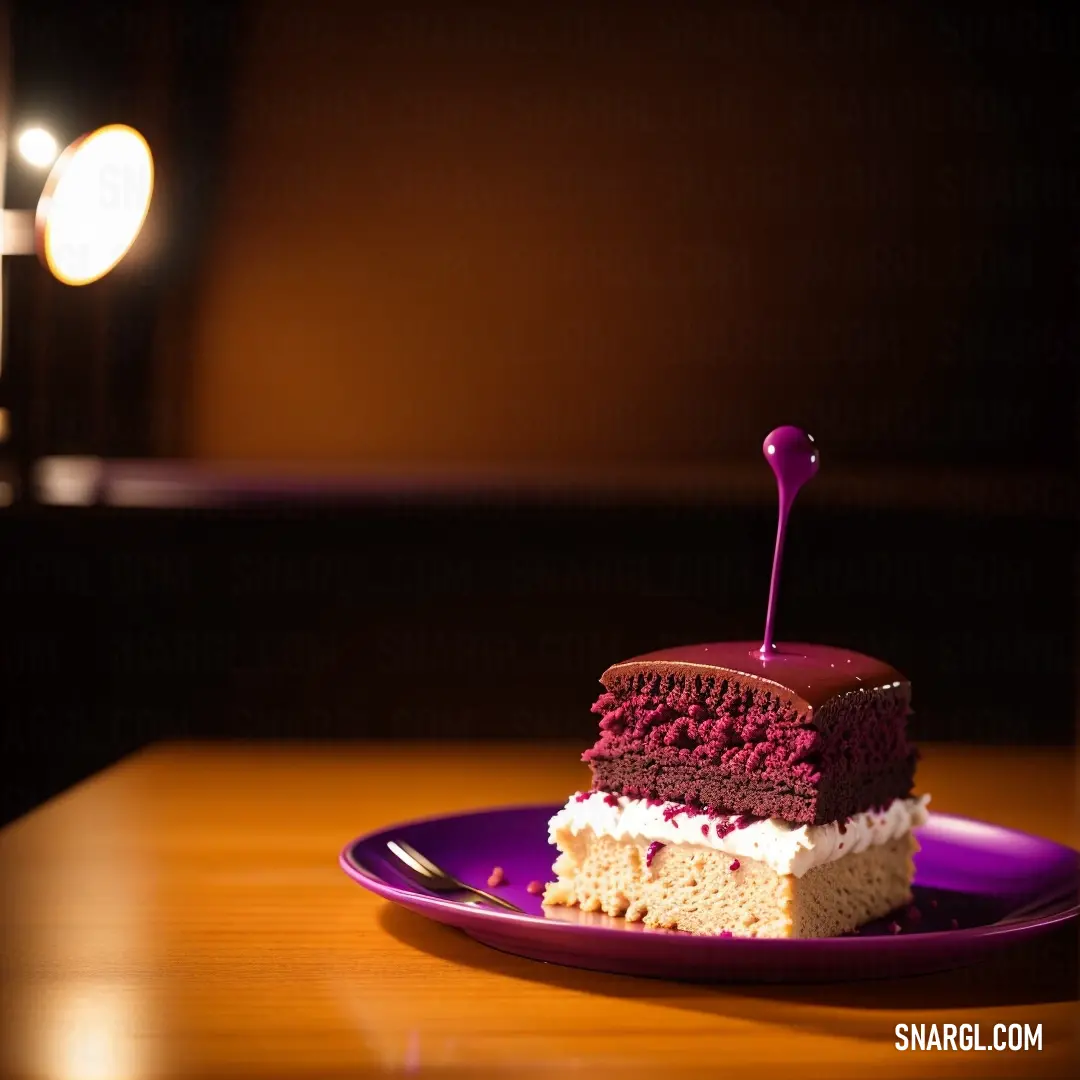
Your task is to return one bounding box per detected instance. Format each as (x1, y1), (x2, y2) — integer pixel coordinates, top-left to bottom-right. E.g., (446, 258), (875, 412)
(377, 905), (1077, 1042)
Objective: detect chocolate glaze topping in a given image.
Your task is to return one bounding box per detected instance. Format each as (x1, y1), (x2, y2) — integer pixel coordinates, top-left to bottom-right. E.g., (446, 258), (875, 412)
(600, 641), (908, 713)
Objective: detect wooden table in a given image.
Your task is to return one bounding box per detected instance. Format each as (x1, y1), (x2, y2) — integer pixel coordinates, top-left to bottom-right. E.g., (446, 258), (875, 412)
(0, 742), (1076, 1079)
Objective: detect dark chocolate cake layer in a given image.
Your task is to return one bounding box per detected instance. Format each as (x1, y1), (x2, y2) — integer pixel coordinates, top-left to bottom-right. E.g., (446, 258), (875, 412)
(588, 752), (916, 825)
(582, 642), (916, 826)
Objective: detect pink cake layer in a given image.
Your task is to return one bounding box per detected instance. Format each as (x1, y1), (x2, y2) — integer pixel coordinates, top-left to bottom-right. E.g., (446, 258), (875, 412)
(581, 642), (917, 826)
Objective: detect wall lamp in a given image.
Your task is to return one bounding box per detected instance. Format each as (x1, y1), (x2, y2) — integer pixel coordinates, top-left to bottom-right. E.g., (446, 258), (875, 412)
(2, 121), (154, 285)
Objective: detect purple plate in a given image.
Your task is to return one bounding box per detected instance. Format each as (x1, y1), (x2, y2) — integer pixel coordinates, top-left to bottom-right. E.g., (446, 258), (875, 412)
(339, 807), (1079, 982)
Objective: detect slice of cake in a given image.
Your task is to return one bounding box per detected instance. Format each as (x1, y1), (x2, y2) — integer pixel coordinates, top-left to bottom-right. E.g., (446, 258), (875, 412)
(542, 642), (929, 938)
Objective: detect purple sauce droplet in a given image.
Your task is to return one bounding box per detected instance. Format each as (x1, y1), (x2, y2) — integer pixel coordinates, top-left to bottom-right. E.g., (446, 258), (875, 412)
(714, 813), (759, 840)
(758, 425), (820, 657)
(662, 804), (691, 828)
(645, 841), (664, 868)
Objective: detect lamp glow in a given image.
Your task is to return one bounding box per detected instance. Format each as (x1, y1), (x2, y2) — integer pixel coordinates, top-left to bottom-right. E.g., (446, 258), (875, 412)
(17, 126), (59, 167)
(35, 124), (154, 286)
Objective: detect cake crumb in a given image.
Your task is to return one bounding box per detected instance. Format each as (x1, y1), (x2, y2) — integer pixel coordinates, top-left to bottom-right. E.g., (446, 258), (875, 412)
(929, 899), (938, 909)
(949, 918), (959, 930)
(526, 880), (545, 895)
(907, 905), (922, 921)
(487, 867), (506, 887)
(889, 921), (902, 934)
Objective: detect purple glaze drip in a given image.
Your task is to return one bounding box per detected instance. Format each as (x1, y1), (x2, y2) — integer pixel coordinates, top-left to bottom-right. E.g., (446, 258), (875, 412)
(645, 841), (664, 867)
(599, 641), (908, 712)
(729, 859), (740, 871)
(602, 793), (620, 807)
(759, 426), (819, 657)
(574, 791), (592, 803)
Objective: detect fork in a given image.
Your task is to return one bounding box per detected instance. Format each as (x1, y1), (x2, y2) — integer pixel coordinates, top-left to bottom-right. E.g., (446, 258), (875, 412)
(385, 839), (524, 912)
(993, 886), (1079, 926)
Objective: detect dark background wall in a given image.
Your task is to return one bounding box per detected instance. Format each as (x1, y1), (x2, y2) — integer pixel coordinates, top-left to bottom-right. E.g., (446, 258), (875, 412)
(0, 491), (1072, 826)
(0, 1), (1075, 825)
(188, 0), (1072, 469)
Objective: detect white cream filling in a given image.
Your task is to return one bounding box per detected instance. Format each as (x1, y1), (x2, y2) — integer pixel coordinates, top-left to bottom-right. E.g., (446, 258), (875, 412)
(548, 791), (930, 878)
